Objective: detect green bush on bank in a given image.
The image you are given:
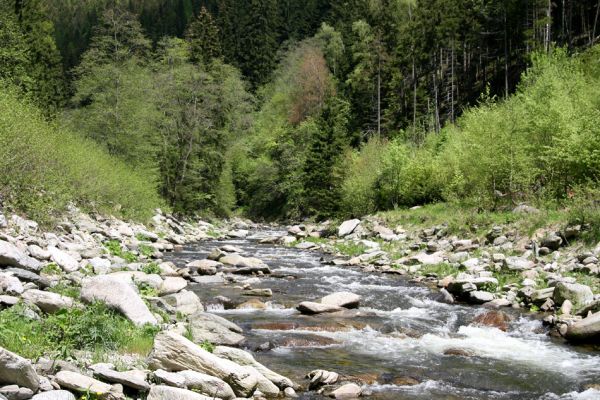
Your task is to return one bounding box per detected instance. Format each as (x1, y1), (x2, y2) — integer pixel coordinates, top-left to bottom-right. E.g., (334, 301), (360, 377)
(0, 84), (162, 224)
(339, 46), (600, 217)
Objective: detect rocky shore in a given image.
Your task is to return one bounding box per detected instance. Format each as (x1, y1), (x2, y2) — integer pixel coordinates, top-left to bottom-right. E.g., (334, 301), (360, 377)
(0, 205), (599, 400)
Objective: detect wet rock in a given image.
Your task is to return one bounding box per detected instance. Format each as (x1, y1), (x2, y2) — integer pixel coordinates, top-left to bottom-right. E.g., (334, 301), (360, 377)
(161, 290), (204, 316)
(0, 347), (39, 391)
(0, 241), (41, 272)
(54, 371), (121, 400)
(31, 391), (76, 400)
(80, 275), (158, 326)
(237, 299), (267, 310)
(177, 370), (235, 400)
(472, 310), (512, 331)
(320, 292), (361, 309)
(564, 312), (600, 343)
(329, 383), (362, 399)
(189, 312), (245, 346)
(147, 385), (213, 400)
(338, 220), (361, 237)
(213, 346), (295, 390)
(307, 370), (338, 390)
(297, 302), (343, 315)
(21, 289), (74, 314)
(186, 260), (220, 275)
(554, 282), (593, 308)
(276, 336), (340, 348)
(147, 331), (258, 397)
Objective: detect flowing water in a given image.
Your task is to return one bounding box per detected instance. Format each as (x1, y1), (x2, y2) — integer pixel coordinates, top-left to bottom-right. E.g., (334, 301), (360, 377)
(165, 229), (600, 400)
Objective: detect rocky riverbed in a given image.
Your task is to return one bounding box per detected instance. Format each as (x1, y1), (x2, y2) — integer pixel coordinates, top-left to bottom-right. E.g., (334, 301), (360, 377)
(0, 207), (599, 399)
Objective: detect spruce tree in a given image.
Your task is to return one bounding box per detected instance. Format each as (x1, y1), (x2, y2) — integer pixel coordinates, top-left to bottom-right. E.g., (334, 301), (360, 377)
(185, 6), (222, 64)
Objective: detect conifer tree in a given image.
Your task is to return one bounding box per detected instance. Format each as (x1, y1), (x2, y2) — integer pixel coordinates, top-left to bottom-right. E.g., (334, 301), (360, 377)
(185, 6), (222, 63)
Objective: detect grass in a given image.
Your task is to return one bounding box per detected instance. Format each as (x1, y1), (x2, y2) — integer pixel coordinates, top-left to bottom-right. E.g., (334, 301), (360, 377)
(141, 262), (161, 275)
(0, 302), (159, 360)
(564, 271), (600, 293)
(104, 240), (138, 263)
(419, 263), (457, 277)
(48, 282), (81, 298)
(41, 263), (63, 276)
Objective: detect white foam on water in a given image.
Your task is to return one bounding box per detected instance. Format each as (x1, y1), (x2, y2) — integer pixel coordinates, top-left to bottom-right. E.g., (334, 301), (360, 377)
(367, 379), (523, 399)
(213, 306), (297, 315)
(276, 265), (360, 275)
(539, 389), (600, 400)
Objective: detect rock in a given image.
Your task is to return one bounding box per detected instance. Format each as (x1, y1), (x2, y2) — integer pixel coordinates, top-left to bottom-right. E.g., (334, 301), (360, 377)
(560, 300), (573, 316)
(0, 347), (39, 391)
(531, 287), (555, 305)
(3, 269), (49, 289)
(147, 386), (213, 400)
(513, 205), (539, 214)
(443, 348), (475, 357)
(237, 299), (267, 310)
(189, 312), (245, 346)
(472, 310), (512, 331)
(89, 258), (111, 275)
(0, 274), (23, 295)
(153, 369), (186, 387)
(468, 291), (494, 304)
(177, 370), (235, 400)
(31, 391), (76, 400)
(284, 387), (298, 398)
(503, 257), (535, 271)
(0, 296), (19, 307)
(408, 252), (445, 266)
(0, 241), (41, 272)
(187, 260), (220, 276)
(213, 346), (295, 390)
(27, 245), (50, 261)
(80, 275), (158, 326)
(147, 331), (258, 397)
(0, 385), (33, 400)
(159, 277), (188, 295)
(242, 289), (273, 297)
(47, 247), (79, 273)
(320, 292), (361, 309)
(307, 370), (338, 390)
(91, 366), (149, 392)
(220, 255), (270, 274)
(564, 312), (600, 342)
(554, 282), (593, 308)
(329, 383), (362, 399)
(161, 290), (204, 316)
(297, 302), (343, 315)
(21, 289), (74, 314)
(541, 234), (562, 251)
(54, 371), (121, 399)
(227, 230), (249, 239)
(338, 220), (361, 237)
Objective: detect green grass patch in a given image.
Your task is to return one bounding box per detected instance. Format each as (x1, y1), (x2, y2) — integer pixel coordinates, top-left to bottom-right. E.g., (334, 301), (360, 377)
(41, 263), (62, 276)
(0, 302), (159, 360)
(333, 242), (368, 257)
(104, 240), (138, 263)
(48, 282), (81, 298)
(419, 263), (457, 277)
(141, 262), (161, 275)
(138, 244), (155, 258)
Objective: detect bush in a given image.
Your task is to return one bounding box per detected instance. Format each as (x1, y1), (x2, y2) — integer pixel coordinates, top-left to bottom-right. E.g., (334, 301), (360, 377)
(0, 84), (162, 224)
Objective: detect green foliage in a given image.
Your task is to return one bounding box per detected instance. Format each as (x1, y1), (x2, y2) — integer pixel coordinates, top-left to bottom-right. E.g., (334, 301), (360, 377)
(104, 240), (138, 262)
(199, 340), (215, 353)
(41, 263), (62, 276)
(141, 262), (161, 275)
(0, 85), (161, 224)
(186, 6), (222, 63)
(333, 241), (367, 257)
(420, 263), (456, 278)
(0, 302), (158, 360)
(137, 282), (158, 297)
(48, 283), (81, 299)
(138, 245), (155, 258)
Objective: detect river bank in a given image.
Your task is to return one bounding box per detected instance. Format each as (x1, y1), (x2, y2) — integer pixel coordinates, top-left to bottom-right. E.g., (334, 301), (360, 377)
(0, 205), (599, 399)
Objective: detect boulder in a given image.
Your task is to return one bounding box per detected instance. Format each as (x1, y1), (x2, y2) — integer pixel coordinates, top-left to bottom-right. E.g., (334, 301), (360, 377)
(0, 385), (34, 400)
(189, 312), (245, 346)
(0, 274), (23, 295)
(554, 282), (594, 308)
(80, 275), (158, 326)
(219, 255), (270, 274)
(320, 292), (361, 309)
(472, 310), (512, 331)
(147, 386), (213, 400)
(213, 346), (295, 389)
(48, 247), (79, 273)
(153, 369), (186, 387)
(161, 290), (204, 316)
(408, 252), (445, 266)
(297, 302), (343, 315)
(31, 391), (76, 400)
(27, 245), (50, 261)
(0, 241), (41, 272)
(91, 366), (150, 392)
(89, 257), (111, 275)
(159, 277), (188, 295)
(329, 383), (362, 399)
(21, 289), (74, 314)
(541, 234), (562, 251)
(147, 331), (258, 397)
(503, 257), (534, 271)
(338, 220), (361, 237)
(0, 347), (39, 391)
(468, 291), (494, 304)
(177, 370), (235, 400)
(307, 370), (338, 390)
(564, 312), (600, 343)
(54, 371), (121, 399)
(3, 269), (50, 288)
(186, 260), (220, 276)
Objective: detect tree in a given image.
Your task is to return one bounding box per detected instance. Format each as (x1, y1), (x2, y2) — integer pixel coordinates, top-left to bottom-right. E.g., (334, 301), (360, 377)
(185, 6), (221, 63)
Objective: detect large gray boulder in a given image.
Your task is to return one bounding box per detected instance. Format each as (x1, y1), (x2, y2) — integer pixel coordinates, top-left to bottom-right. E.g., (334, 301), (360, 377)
(219, 255), (271, 274)
(161, 290), (204, 316)
(338, 220), (360, 237)
(320, 292), (361, 309)
(189, 312), (245, 346)
(554, 282), (594, 308)
(147, 386), (213, 400)
(0, 241), (41, 272)
(54, 371), (122, 400)
(213, 346), (295, 390)
(159, 277), (188, 295)
(503, 257), (535, 271)
(564, 312), (600, 343)
(80, 275), (158, 326)
(91, 366), (150, 392)
(177, 370), (235, 400)
(48, 247), (79, 273)
(297, 302), (343, 315)
(186, 260), (220, 276)
(21, 289), (74, 314)
(147, 331), (258, 397)
(0, 347), (40, 391)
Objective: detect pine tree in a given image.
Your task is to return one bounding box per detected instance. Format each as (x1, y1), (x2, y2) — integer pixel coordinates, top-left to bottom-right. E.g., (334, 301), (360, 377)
(185, 6), (222, 63)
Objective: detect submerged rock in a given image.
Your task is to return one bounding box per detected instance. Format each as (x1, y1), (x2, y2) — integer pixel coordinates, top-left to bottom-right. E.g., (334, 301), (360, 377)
(472, 310), (512, 331)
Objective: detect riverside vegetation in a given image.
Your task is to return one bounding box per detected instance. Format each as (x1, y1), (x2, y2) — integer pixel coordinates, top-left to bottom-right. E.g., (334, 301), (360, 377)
(1, 0), (600, 399)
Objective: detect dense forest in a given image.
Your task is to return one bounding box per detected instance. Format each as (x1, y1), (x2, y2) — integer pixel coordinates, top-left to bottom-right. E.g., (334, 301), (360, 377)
(1, 0), (600, 222)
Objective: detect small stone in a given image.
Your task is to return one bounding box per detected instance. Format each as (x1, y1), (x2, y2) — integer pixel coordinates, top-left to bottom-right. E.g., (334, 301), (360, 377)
(329, 383), (362, 399)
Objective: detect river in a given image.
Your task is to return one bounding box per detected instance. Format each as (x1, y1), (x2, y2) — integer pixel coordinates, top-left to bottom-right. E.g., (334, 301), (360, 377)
(165, 228), (600, 400)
